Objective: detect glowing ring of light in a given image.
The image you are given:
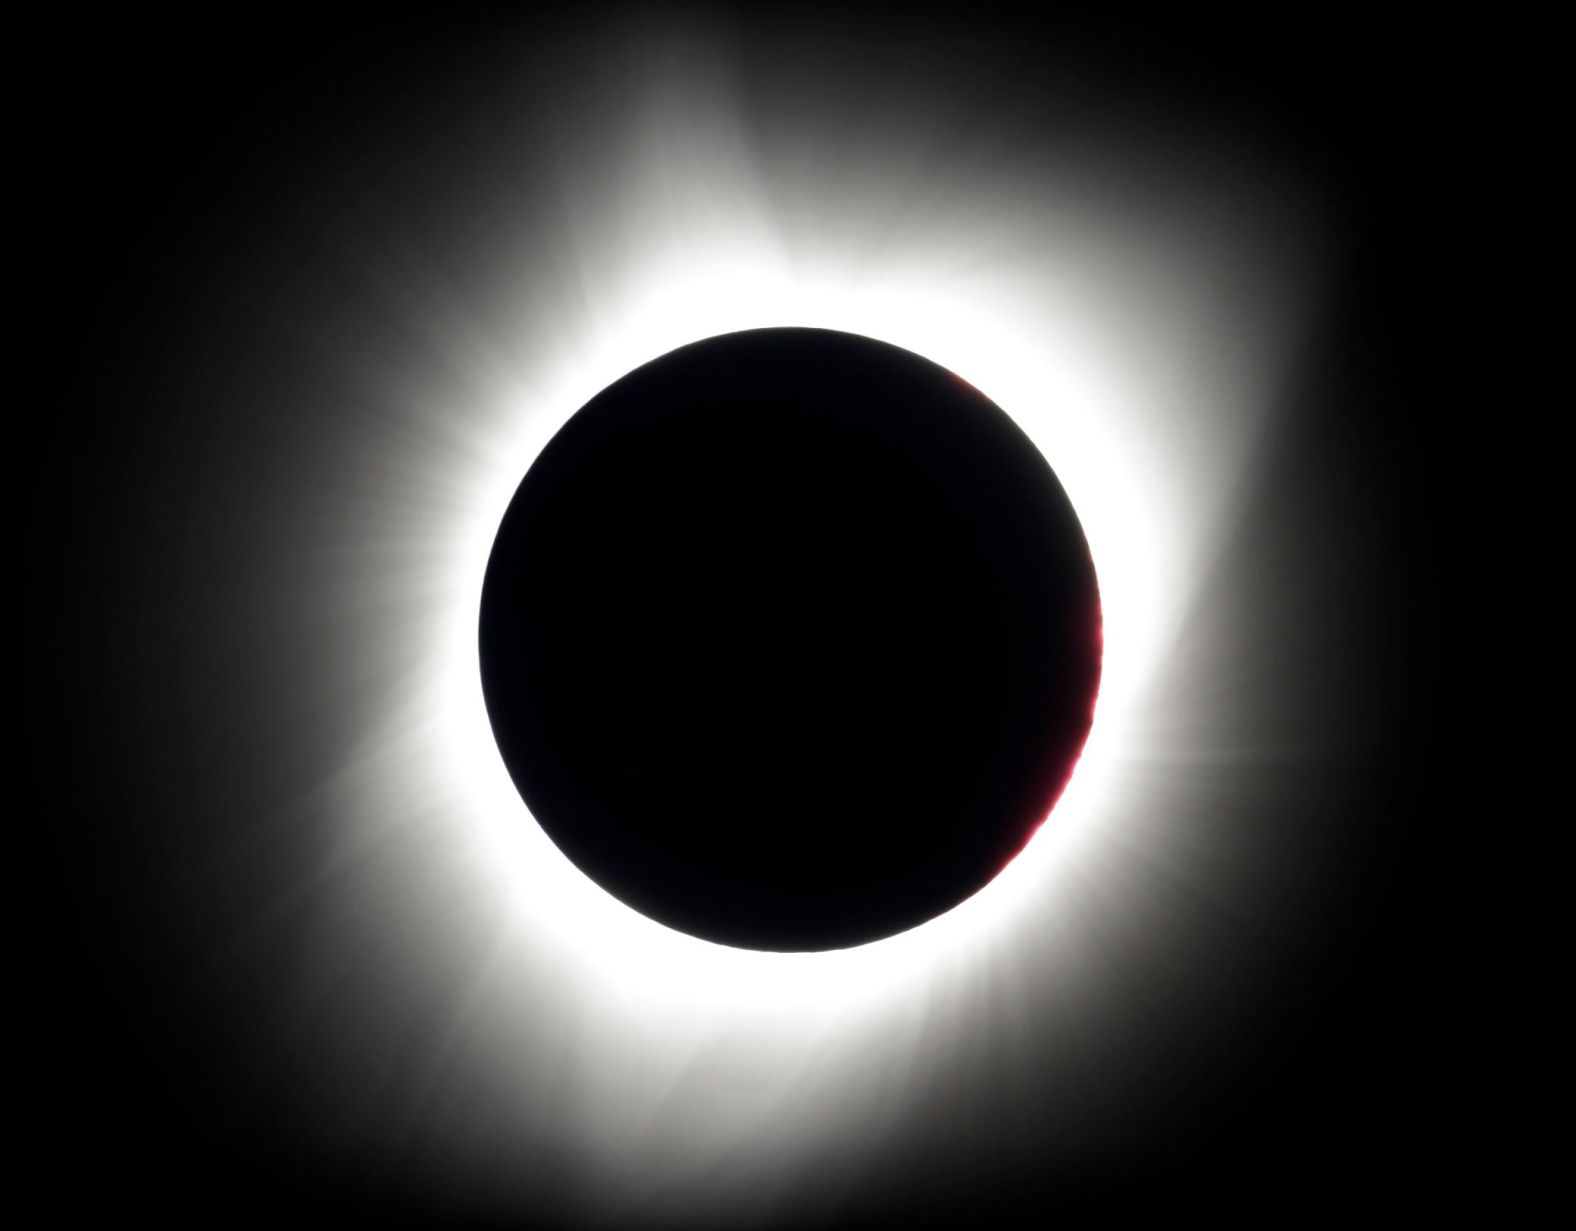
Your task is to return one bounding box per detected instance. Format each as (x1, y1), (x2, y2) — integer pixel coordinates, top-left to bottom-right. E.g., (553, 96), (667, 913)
(425, 275), (1159, 1012)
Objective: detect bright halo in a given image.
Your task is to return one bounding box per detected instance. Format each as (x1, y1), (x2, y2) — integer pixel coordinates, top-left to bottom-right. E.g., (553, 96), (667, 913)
(301, 37), (1326, 1215)
(441, 289), (1125, 1000)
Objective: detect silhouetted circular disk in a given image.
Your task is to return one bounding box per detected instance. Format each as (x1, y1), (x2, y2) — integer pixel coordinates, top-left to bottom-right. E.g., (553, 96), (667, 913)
(479, 327), (1101, 951)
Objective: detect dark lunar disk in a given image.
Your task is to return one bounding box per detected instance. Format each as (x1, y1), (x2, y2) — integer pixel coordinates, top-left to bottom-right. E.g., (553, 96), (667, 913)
(479, 327), (1101, 951)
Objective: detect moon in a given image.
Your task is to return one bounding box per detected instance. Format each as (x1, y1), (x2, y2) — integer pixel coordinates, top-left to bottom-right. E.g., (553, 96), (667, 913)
(479, 326), (1102, 950)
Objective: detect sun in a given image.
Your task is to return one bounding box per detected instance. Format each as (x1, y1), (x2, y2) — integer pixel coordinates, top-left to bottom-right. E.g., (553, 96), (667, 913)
(427, 260), (1162, 1005)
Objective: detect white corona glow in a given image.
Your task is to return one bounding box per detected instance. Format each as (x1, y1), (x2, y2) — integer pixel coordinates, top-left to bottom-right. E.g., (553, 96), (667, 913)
(291, 34), (1329, 1220)
(438, 274), (1139, 999)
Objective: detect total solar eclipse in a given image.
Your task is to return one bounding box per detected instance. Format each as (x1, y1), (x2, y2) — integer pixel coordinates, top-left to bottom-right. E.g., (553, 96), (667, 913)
(479, 327), (1101, 951)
